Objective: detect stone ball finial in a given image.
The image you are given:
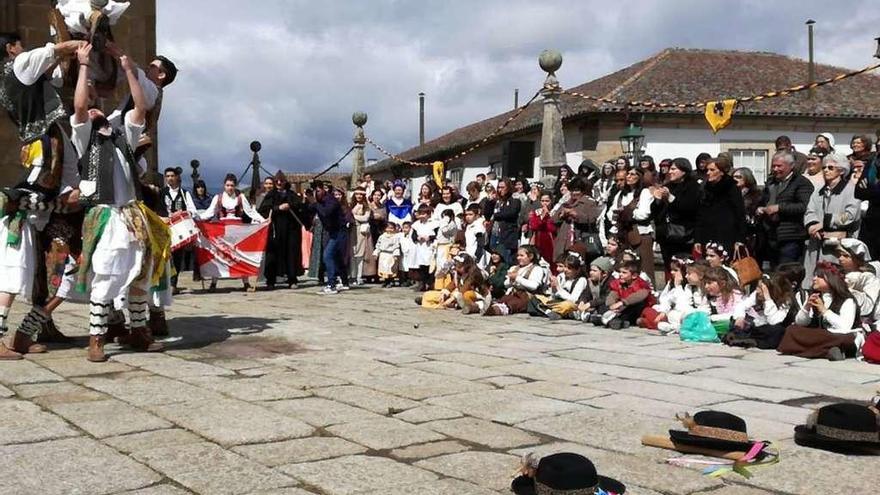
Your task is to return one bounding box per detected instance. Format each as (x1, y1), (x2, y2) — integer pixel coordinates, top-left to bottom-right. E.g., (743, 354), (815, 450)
(539, 50), (563, 74)
(250, 141), (262, 153)
(190, 159), (200, 169)
(352, 112), (368, 127)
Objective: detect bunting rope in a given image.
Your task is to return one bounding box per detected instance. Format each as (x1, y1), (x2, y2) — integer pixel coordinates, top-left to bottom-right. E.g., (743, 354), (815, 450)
(365, 88), (543, 167)
(364, 60), (880, 168)
(558, 61), (880, 109)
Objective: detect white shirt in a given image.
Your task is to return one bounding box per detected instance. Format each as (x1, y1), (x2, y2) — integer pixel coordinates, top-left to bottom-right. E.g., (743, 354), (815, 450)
(794, 295), (858, 334)
(13, 45), (79, 193)
(70, 112), (144, 207)
(164, 187), (198, 215)
(107, 67), (160, 131)
(200, 193), (265, 222)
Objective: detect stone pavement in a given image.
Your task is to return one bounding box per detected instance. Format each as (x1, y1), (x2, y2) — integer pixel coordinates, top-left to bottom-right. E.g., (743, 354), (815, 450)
(0, 280), (878, 495)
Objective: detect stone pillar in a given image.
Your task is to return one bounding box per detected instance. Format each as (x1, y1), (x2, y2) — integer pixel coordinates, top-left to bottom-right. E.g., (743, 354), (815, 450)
(538, 50), (566, 174)
(351, 112), (367, 189)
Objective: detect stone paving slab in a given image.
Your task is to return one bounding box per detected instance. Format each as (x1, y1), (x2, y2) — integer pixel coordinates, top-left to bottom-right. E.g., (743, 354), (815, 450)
(135, 441), (296, 495)
(426, 389), (589, 424)
(148, 399), (314, 446)
(47, 398), (172, 438)
(0, 437), (162, 494)
(0, 399), (80, 445)
(261, 397), (383, 427)
(313, 384), (420, 413)
(103, 428), (205, 454)
(0, 359), (63, 385)
(415, 451), (519, 491)
(327, 417), (446, 450)
(280, 455), (438, 495)
(3, 286), (879, 495)
(424, 417), (542, 449)
(233, 437), (367, 467)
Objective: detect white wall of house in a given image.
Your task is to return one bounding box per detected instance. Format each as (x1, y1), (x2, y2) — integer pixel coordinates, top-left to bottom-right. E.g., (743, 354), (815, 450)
(375, 116), (874, 190)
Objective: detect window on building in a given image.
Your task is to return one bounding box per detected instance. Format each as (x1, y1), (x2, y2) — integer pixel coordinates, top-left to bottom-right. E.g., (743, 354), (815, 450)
(448, 168), (463, 189)
(729, 149), (769, 186)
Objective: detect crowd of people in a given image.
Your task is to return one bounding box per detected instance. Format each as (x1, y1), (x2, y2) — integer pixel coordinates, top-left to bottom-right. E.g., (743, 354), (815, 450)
(3, 6), (880, 367)
(242, 132), (880, 364)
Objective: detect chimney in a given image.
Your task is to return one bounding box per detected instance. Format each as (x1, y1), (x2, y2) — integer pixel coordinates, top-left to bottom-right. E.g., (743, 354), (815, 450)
(419, 92), (425, 145)
(514, 88), (519, 109)
(806, 19), (816, 99)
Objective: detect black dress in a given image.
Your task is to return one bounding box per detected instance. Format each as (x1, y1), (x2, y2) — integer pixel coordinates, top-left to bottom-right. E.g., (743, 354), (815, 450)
(258, 189), (306, 286)
(695, 174), (747, 253)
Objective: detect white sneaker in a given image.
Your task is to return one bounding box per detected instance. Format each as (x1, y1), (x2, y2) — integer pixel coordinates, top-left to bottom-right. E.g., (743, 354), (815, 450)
(336, 283), (351, 291)
(319, 286), (339, 295)
(656, 322), (674, 334)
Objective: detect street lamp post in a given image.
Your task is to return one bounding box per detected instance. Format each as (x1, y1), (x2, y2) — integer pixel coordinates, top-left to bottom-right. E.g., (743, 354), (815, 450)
(619, 122), (646, 166)
(874, 37), (880, 59)
(248, 141), (261, 203)
(190, 159), (200, 185)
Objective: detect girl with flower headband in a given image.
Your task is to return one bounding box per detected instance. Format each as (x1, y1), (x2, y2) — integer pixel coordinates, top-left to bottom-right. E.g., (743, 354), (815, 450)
(778, 263), (862, 361)
(724, 270), (797, 349)
(703, 266), (745, 334)
(638, 255), (692, 332)
(703, 242), (741, 287)
(534, 253), (588, 321)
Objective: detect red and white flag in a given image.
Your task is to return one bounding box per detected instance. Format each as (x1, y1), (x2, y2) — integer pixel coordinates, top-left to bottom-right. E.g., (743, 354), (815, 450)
(194, 219), (270, 279)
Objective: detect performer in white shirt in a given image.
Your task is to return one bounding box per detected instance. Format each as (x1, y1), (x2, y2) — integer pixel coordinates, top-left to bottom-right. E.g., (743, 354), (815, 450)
(0, 34), (85, 359)
(70, 43), (169, 362)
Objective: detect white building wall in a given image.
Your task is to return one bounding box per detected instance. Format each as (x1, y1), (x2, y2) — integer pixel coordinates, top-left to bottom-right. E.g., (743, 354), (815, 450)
(643, 128), (853, 161)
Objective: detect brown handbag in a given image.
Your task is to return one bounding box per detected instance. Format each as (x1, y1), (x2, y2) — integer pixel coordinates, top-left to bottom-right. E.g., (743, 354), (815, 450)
(731, 245), (762, 286)
(617, 201), (642, 247)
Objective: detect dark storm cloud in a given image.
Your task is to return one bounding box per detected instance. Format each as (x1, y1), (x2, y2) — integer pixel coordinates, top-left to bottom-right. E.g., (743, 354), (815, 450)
(155, 0), (879, 188)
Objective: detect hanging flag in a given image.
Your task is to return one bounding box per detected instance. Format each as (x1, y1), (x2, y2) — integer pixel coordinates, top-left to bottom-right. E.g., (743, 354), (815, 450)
(194, 219), (270, 279)
(432, 161), (445, 188)
(704, 99), (737, 134)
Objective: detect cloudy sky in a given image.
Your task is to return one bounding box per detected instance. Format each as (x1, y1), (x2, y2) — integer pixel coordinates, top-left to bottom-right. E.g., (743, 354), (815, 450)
(156, 0), (880, 187)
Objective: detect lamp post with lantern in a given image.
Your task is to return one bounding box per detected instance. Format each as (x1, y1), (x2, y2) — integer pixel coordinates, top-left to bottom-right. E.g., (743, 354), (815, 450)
(619, 122), (646, 167)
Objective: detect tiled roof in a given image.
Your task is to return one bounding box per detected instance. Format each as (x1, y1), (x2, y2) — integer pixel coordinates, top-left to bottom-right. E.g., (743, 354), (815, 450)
(369, 48), (880, 172)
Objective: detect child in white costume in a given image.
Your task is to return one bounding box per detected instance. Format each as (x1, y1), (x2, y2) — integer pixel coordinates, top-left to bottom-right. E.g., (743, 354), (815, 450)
(373, 222), (401, 287)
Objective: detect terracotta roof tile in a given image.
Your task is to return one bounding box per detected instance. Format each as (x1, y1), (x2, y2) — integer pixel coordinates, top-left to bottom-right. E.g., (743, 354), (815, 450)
(369, 48), (880, 172)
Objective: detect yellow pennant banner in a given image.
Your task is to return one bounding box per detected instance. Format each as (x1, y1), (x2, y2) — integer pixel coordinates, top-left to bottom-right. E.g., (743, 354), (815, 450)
(432, 161), (445, 188)
(705, 99), (737, 134)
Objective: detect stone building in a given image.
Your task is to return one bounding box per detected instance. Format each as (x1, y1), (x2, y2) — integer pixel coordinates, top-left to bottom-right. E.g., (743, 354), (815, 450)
(0, 0), (157, 186)
(367, 48), (880, 189)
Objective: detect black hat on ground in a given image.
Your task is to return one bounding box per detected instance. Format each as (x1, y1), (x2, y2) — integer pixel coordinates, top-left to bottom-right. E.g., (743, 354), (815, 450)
(669, 411), (758, 452)
(794, 402), (880, 454)
(511, 452), (626, 495)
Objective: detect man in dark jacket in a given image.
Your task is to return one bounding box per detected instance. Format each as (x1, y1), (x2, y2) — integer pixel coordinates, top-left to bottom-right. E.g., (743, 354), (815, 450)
(307, 186), (347, 295)
(757, 151), (815, 269)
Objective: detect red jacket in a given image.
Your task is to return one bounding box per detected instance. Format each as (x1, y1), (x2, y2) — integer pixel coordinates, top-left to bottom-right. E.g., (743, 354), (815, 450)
(607, 277), (655, 307)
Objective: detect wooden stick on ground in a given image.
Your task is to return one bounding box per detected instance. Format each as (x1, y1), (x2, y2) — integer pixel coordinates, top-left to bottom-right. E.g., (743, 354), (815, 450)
(641, 435), (747, 461)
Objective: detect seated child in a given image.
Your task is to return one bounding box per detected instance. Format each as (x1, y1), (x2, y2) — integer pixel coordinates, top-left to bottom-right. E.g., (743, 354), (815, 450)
(638, 255), (691, 331)
(603, 259), (655, 330)
(537, 253), (588, 321)
(576, 256), (614, 323)
(725, 271), (797, 349)
(485, 248), (510, 299)
(484, 246), (548, 316)
(703, 266), (745, 334)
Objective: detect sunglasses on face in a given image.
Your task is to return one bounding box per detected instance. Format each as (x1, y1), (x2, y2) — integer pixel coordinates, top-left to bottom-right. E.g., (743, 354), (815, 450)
(822, 165), (838, 171)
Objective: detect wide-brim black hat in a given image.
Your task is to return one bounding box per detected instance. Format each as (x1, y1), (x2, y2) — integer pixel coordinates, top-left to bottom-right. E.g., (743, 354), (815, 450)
(793, 403), (880, 454)
(512, 474), (626, 495)
(511, 453), (626, 495)
(668, 411), (757, 453)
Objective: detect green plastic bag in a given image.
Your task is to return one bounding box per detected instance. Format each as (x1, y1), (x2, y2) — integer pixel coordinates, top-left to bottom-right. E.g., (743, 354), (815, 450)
(680, 312), (720, 343)
(713, 319), (731, 336)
